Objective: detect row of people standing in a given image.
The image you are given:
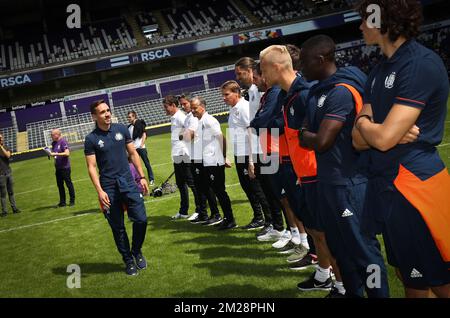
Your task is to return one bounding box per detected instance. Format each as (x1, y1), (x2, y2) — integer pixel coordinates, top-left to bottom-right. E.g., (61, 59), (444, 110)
(167, 0), (450, 298)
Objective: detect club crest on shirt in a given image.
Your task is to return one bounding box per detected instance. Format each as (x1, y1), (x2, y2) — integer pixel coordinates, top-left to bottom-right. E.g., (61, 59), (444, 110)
(290, 107), (295, 116)
(318, 95), (327, 108)
(98, 140), (104, 148)
(385, 72), (396, 89)
(210, 174), (215, 181)
(115, 133), (123, 141)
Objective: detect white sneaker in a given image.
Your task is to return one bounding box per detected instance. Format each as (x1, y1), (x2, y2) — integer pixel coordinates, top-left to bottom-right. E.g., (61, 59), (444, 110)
(257, 228), (284, 242)
(187, 212), (199, 221)
(171, 212), (189, 220)
(272, 230), (292, 249)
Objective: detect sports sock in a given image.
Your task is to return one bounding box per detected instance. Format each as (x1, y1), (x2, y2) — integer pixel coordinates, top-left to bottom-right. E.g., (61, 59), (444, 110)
(314, 266), (331, 283)
(290, 227), (300, 245)
(334, 281), (346, 295)
(300, 233), (310, 249)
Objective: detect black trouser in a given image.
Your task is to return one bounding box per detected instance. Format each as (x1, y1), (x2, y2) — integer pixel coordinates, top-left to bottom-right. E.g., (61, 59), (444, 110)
(255, 157), (284, 231)
(136, 148), (154, 181)
(234, 155), (268, 222)
(173, 155), (201, 215)
(0, 172), (18, 213)
(55, 168), (75, 204)
(192, 161), (220, 218)
(203, 165), (234, 221)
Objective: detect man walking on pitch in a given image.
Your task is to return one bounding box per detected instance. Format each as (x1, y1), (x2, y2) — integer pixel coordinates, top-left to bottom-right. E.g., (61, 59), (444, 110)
(85, 100), (149, 276)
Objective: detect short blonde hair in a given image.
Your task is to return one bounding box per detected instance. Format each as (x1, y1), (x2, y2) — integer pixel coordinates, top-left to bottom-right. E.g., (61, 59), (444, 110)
(220, 80), (241, 94)
(259, 45), (293, 70)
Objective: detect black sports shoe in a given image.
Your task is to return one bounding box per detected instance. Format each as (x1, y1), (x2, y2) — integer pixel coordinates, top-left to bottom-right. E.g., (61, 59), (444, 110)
(289, 254), (318, 271)
(125, 262), (138, 276)
(217, 220), (238, 231)
(54, 203), (66, 208)
(133, 253), (147, 270)
(0, 212), (7, 217)
(277, 241), (296, 254)
(190, 214), (209, 224)
(241, 219), (265, 230)
(324, 286), (346, 298)
(203, 215), (223, 226)
(12, 208), (21, 214)
(256, 224), (273, 237)
(69, 202), (75, 207)
(297, 272), (333, 291)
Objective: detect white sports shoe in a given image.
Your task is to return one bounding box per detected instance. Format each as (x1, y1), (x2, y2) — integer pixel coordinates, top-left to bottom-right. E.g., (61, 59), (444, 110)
(272, 230), (292, 249)
(187, 212), (199, 221)
(171, 212), (190, 220)
(257, 228), (284, 242)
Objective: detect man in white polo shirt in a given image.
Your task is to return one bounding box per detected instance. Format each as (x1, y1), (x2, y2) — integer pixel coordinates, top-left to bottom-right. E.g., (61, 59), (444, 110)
(178, 94), (220, 224)
(190, 96), (236, 230)
(221, 80), (273, 230)
(163, 95), (201, 220)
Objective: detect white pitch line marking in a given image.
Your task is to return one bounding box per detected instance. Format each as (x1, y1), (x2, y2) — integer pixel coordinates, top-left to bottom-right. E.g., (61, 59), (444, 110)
(1, 184), (241, 234)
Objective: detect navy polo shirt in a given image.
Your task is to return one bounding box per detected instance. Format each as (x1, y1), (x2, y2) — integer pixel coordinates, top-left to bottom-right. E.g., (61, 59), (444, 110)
(84, 123), (134, 186)
(308, 76), (368, 185)
(364, 39), (449, 180)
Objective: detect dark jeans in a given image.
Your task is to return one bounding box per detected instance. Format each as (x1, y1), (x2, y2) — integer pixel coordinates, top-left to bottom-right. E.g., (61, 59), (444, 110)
(136, 148), (154, 181)
(0, 172), (18, 213)
(192, 161), (220, 218)
(203, 165), (234, 221)
(234, 155), (268, 222)
(173, 156), (201, 215)
(55, 168), (75, 204)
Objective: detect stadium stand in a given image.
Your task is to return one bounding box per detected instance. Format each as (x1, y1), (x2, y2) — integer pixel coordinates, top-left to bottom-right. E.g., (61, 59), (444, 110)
(1, 18), (137, 72)
(242, 0), (315, 24)
(0, 126), (17, 153)
(139, 1), (254, 45)
(0, 0), (364, 73)
(26, 112), (93, 150)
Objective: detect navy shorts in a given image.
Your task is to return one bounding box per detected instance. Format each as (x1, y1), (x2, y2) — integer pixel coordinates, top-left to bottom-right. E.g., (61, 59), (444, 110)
(301, 181), (323, 231)
(379, 187), (450, 289)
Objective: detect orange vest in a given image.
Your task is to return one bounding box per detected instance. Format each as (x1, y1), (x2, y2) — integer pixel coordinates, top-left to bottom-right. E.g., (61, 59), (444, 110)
(282, 83), (363, 182)
(335, 83), (363, 115)
(283, 93), (317, 181)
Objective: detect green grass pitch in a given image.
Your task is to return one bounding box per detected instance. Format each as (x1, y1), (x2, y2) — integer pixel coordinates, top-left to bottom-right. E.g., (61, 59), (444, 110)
(0, 99), (449, 298)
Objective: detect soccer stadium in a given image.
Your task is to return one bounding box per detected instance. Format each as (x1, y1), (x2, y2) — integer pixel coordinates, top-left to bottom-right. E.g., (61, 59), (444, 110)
(0, 0), (449, 301)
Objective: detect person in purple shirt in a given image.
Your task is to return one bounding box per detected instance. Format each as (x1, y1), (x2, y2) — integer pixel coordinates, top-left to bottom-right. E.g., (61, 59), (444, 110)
(50, 129), (75, 207)
(129, 160), (144, 194)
